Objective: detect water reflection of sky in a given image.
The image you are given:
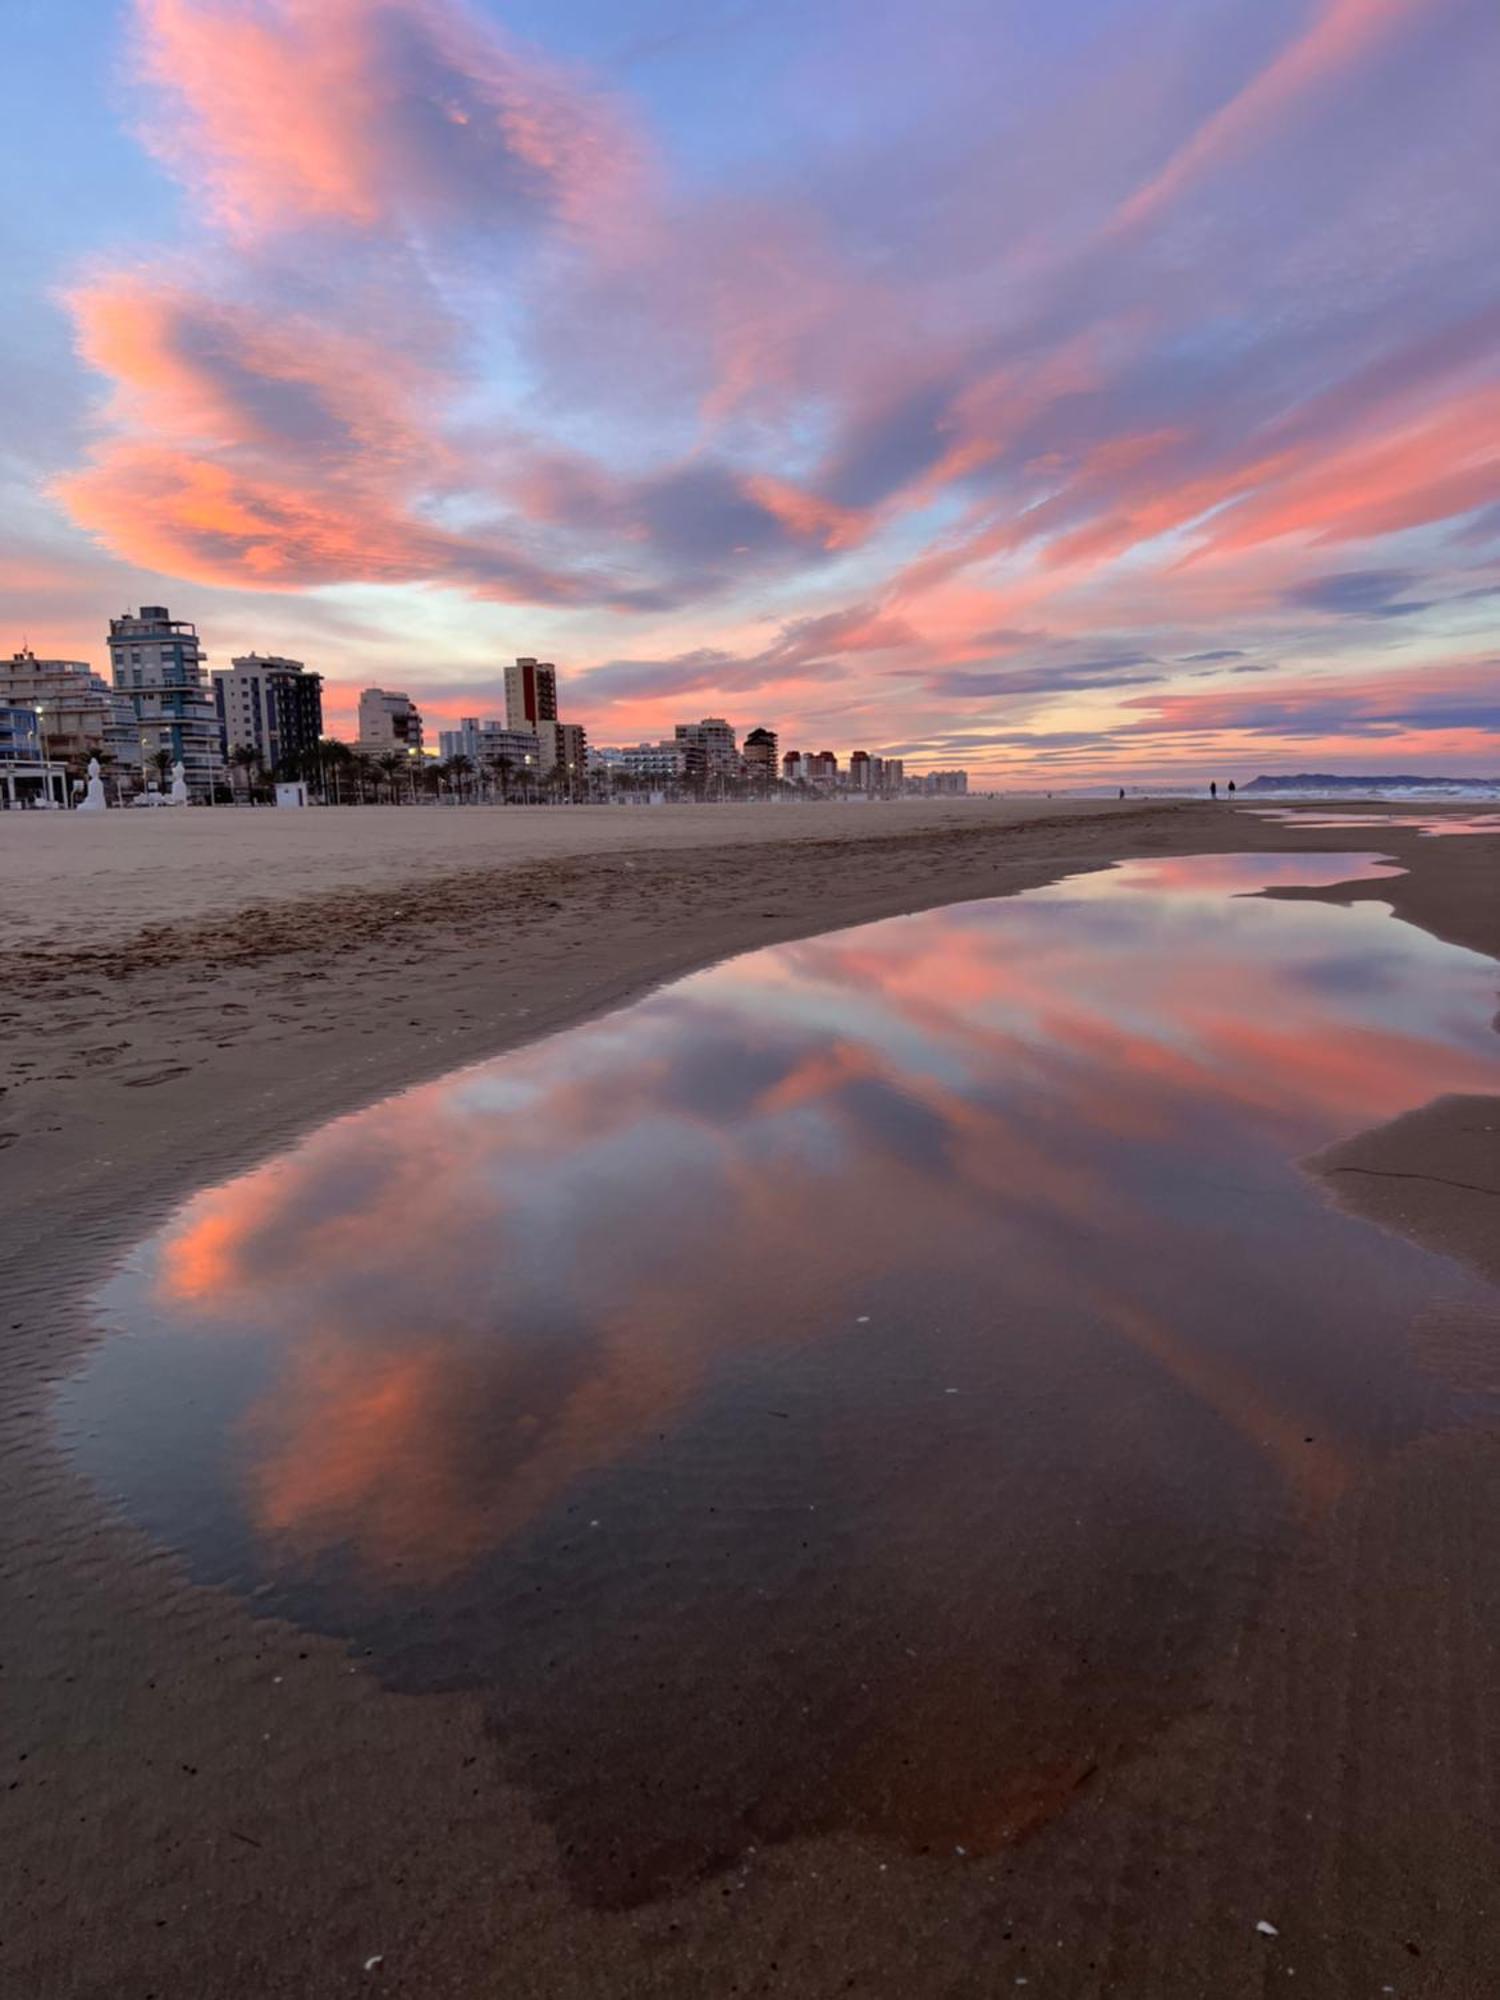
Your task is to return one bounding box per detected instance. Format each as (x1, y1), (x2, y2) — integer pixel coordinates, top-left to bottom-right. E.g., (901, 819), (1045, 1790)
(64, 854), (1500, 1906)
(1243, 809), (1500, 837)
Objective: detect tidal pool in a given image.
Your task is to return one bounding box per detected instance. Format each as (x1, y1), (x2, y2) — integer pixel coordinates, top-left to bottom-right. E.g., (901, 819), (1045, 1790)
(63, 853), (1500, 1905)
(1243, 808), (1500, 836)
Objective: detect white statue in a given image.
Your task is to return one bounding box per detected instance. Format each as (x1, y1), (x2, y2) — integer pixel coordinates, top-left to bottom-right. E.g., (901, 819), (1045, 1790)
(169, 760), (190, 806)
(77, 756), (107, 811)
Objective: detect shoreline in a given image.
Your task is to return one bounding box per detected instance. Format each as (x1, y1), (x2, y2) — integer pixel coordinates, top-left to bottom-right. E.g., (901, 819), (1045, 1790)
(3, 797), (1499, 1997)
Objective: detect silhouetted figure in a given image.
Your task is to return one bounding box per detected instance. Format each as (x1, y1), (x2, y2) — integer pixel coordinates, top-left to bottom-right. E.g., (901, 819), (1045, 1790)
(1118, 788), (1125, 800)
(1228, 779), (1237, 796)
(1210, 780), (1218, 799)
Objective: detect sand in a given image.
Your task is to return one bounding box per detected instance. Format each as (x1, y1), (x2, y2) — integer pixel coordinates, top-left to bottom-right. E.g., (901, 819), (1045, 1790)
(2, 796), (1498, 1997)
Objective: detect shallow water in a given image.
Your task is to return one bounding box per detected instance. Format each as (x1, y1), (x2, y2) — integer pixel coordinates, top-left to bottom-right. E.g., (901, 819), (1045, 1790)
(63, 853), (1500, 1905)
(1243, 808), (1500, 836)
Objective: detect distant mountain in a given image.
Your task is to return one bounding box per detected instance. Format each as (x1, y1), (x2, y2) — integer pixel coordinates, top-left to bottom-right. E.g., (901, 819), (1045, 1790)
(1243, 773), (1500, 793)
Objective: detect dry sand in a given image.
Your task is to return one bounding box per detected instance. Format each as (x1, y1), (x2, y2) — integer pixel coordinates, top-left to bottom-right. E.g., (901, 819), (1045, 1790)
(2, 796), (1498, 1998)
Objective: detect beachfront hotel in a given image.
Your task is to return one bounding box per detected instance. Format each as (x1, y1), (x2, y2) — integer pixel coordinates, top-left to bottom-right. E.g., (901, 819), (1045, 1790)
(0, 702), (69, 808)
(107, 606), (223, 800)
(437, 718), (544, 778)
(742, 726), (779, 792)
(213, 655), (324, 773)
(357, 688), (425, 758)
(0, 648), (136, 774)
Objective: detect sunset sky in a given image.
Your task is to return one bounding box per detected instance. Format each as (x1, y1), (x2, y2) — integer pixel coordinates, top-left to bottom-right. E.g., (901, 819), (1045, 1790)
(5, 0), (1498, 781)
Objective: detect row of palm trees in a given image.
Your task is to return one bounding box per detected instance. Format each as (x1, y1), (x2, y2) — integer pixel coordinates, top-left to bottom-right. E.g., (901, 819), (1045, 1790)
(60, 737), (786, 806)
(304, 740), (572, 805)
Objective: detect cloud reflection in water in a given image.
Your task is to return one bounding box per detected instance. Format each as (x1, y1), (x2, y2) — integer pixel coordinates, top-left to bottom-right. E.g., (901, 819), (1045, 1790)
(67, 853), (1500, 1904)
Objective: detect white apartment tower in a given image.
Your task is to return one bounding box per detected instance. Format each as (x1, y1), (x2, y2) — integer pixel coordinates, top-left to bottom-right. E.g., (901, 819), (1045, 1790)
(357, 688), (424, 757)
(107, 606), (223, 797)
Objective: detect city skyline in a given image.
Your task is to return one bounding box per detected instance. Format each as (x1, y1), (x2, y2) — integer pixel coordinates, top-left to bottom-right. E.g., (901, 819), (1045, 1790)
(4, 0), (1498, 784)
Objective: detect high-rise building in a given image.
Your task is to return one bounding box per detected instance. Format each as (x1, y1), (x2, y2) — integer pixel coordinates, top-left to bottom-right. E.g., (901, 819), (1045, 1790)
(742, 726), (779, 791)
(882, 757), (905, 795)
(357, 688), (424, 757)
(781, 749), (802, 782)
(438, 717), (481, 762)
(849, 749), (871, 790)
(674, 717), (739, 790)
(814, 750), (838, 782)
(0, 650), (136, 769)
(536, 719), (587, 781)
(214, 654), (323, 773)
(108, 606), (223, 798)
(504, 657), (558, 731)
(922, 769), (969, 795)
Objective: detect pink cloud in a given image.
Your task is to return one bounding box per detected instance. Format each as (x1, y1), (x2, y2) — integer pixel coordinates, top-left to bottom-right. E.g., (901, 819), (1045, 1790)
(740, 474), (872, 551)
(1199, 384), (1500, 554)
(131, 0), (648, 243)
(1116, 0), (1429, 229)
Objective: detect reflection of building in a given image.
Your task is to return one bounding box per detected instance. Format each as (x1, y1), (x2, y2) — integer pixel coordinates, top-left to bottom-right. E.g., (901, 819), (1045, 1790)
(504, 657), (557, 731)
(357, 687), (424, 757)
(0, 704), (68, 807)
(743, 726), (778, 791)
(0, 650), (136, 770)
(108, 605), (223, 798)
(214, 654), (324, 772)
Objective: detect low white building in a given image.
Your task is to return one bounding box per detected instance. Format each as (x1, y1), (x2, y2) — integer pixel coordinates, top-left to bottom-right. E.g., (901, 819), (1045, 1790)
(592, 740), (685, 783)
(438, 718), (542, 780)
(0, 704), (68, 807)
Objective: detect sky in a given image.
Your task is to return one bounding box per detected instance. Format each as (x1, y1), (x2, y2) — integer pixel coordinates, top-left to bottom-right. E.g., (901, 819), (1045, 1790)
(3, 0), (1498, 783)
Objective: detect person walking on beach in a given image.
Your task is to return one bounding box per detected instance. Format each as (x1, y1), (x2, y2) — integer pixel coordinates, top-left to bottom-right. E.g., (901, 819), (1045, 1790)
(1210, 780), (1218, 799)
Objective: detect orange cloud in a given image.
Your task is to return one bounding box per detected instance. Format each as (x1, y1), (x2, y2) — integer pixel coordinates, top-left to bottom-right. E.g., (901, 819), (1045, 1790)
(58, 441), (477, 588)
(742, 474), (871, 551)
(56, 271), (585, 600)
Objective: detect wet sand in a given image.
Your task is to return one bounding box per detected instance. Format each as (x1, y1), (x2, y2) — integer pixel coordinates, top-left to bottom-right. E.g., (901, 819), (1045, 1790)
(2, 797), (1498, 1998)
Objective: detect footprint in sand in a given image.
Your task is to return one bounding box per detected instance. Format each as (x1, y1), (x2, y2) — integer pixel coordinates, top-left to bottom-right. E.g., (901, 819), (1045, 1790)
(119, 1065), (193, 1088)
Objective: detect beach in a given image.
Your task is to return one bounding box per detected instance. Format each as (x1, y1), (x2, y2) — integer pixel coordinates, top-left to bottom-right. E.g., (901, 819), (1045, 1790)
(3, 797), (1499, 1998)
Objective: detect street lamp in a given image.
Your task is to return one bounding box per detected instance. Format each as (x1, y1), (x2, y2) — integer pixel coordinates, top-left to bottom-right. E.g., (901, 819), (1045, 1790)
(33, 702), (57, 808)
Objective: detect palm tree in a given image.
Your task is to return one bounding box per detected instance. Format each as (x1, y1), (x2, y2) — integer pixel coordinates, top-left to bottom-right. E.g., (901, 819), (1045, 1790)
(374, 750), (405, 803)
(314, 737), (351, 804)
(486, 751), (515, 803)
(444, 752), (475, 803)
(150, 746), (174, 790)
(230, 742), (262, 803)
